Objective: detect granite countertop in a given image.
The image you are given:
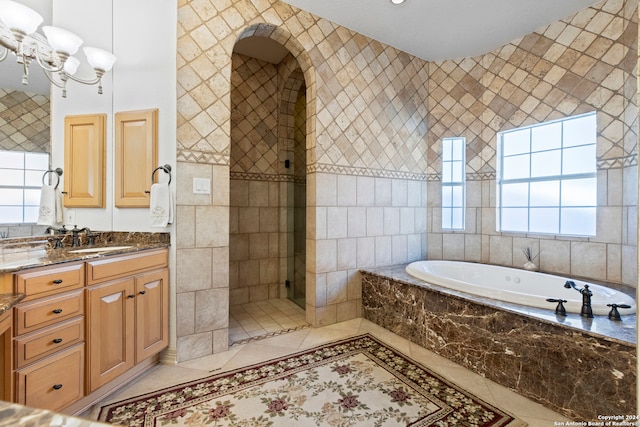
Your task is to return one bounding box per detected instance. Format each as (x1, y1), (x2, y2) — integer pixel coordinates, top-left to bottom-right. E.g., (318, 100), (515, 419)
(0, 293), (25, 316)
(0, 401), (116, 427)
(361, 264), (637, 346)
(0, 232), (170, 274)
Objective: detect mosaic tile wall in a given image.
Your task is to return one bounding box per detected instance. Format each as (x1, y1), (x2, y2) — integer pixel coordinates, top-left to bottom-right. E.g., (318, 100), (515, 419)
(175, 0), (430, 361)
(426, 0), (638, 286)
(0, 89), (50, 153)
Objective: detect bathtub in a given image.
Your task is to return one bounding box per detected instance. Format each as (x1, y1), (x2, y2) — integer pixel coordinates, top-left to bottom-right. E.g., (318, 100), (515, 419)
(405, 260), (636, 316)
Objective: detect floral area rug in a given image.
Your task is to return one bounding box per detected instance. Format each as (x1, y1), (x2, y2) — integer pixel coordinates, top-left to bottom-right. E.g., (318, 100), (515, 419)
(98, 334), (525, 427)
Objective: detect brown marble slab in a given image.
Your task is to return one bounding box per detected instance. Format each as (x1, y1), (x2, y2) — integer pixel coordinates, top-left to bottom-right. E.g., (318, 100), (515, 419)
(361, 266), (636, 421)
(0, 293), (25, 315)
(0, 232), (170, 273)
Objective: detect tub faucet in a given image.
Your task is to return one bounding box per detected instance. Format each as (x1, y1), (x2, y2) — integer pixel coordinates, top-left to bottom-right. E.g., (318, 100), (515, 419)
(564, 280), (593, 318)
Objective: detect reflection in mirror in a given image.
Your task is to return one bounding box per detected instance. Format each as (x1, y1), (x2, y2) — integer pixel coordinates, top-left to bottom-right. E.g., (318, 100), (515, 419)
(0, 90), (51, 237)
(0, 150), (49, 223)
(0, 1), (52, 237)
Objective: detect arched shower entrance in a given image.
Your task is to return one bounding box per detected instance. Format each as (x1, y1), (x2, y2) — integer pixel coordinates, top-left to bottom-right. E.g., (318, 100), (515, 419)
(227, 24), (316, 341)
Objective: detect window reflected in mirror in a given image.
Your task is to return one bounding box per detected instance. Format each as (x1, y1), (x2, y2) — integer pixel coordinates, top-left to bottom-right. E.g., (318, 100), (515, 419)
(0, 150), (50, 224)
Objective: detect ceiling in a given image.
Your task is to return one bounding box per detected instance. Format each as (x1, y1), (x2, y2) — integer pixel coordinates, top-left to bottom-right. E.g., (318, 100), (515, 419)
(280, 0), (600, 61)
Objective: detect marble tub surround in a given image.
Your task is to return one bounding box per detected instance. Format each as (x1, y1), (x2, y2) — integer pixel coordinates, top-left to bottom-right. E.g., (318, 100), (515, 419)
(0, 232), (170, 273)
(361, 266), (636, 421)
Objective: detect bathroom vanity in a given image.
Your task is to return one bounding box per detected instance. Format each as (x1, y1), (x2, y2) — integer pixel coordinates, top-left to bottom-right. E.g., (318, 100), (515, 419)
(0, 233), (169, 415)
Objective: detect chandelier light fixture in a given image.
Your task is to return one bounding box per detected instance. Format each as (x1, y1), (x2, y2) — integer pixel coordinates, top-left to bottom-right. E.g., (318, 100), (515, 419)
(0, 0), (117, 97)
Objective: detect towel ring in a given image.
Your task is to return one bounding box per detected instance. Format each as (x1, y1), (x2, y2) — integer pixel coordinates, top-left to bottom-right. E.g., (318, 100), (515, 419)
(145, 164), (172, 193)
(42, 168), (63, 189)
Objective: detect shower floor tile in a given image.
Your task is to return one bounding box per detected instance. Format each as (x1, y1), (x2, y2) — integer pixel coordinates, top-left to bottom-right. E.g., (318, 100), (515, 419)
(229, 298), (309, 345)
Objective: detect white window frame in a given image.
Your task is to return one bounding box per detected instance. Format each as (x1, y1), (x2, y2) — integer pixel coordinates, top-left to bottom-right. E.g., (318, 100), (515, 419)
(496, 112), (597, 236)
(0, 150), (50, 224)
(442, 137), (465, 230)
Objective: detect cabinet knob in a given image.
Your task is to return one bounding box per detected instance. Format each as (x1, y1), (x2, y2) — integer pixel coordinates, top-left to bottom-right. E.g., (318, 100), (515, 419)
(128, 295), (135, 299)
(139, 290), (146, 295)
(53, 384), (63, 390)
(53, 338), (63, 344)
(52, 279), (63, 284)
(52, 309), (63, 314)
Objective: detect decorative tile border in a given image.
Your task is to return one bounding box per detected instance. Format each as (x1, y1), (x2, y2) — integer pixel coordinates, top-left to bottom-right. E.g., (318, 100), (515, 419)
(177, 149), (229, 165)
(310, 163), (428, 181)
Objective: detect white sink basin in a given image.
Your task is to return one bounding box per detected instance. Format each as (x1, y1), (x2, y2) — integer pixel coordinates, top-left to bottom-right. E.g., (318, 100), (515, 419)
(69, 246), (134, 254)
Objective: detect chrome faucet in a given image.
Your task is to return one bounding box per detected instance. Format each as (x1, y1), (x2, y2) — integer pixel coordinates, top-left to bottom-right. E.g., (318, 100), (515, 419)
(564, 280), (593, 318)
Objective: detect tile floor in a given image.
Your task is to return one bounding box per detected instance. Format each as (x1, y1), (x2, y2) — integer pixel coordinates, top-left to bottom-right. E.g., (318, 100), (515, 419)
(84, 307), (573, 426)
(228, 298), (309, 345)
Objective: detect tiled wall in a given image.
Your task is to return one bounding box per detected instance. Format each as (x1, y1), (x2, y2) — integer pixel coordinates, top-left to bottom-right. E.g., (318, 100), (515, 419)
(229, 54), (281, 305)
(0, 89), (50, 153)
(174, 0), (636, 362)
(426, 0), (638, 286)
(175, 1), (429, 361)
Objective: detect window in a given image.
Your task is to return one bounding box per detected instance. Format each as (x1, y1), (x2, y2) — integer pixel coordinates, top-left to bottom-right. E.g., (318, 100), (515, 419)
(442, 137), (465, 230)
(0, 150), (50, 224)
(497, 112), (597, 236)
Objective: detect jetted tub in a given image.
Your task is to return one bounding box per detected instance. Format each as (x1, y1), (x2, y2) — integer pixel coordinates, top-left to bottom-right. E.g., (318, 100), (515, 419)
(405, 260), (636, 316)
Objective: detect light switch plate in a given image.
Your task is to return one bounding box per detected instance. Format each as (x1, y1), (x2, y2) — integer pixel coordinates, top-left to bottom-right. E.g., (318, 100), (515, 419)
(193, 178), (211, 195)
(64, 209), (75, 226)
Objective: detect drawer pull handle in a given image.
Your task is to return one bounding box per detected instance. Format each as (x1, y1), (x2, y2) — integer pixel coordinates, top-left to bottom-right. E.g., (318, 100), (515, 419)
(128, 295), (136, 299)
(52, 309), (63, 314)
(52, 279), (63, 284)
(53, 338), (63, 344)
(139, 290), (146, 295)
(53, 384), (63, 390)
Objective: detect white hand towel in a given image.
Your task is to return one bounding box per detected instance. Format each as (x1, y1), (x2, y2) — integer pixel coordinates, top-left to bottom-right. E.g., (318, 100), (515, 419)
(56, 188), (64, 224)
(37, 185), (58, 226)
(149, 183), (172, 227)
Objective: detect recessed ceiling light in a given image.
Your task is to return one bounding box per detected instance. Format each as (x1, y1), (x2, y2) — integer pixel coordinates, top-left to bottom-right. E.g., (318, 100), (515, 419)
(391, 0), (406, 4)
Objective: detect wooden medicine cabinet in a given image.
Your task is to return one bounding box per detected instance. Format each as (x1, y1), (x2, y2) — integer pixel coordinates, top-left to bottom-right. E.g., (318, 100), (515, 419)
(64, 114), (106, 208)
(115, 109), (158, 207)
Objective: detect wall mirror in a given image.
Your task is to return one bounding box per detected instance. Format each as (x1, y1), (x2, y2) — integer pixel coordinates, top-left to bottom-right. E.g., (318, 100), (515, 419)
(0, 0), (52, 235)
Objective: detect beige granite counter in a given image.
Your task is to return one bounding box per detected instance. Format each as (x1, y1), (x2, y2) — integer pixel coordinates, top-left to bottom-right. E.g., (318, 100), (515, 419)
(0, 401), (116, 427)
(0, 232), (170, 274)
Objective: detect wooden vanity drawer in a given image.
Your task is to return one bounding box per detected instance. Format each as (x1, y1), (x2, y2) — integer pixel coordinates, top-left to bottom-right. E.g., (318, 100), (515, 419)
(15, 343), (84, 413)
(14, 289), (84, 335)
(86, 249), (168, 285)
(15, 263), (84, 301)
(15, 317), (84, 368)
